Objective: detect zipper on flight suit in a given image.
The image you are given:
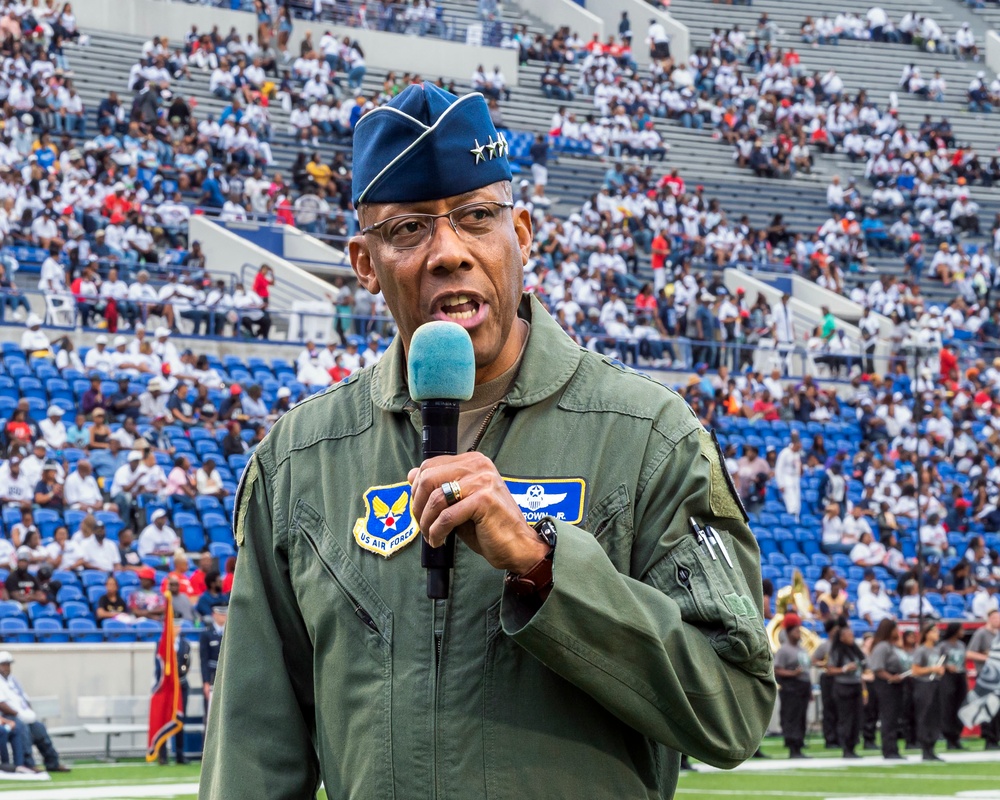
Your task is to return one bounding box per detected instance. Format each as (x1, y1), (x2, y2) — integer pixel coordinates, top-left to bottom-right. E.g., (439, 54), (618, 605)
(431, 401), (506, 799)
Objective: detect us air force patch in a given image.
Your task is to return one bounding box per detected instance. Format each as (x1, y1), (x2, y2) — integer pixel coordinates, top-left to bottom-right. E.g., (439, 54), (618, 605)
(505, 478), (586, 525)
(353, 482), (419, 557)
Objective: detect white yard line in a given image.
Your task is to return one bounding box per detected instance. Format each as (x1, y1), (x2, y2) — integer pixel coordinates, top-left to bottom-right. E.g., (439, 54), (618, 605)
(692, 752), (1000, 773)
(0, 782), (198, 799)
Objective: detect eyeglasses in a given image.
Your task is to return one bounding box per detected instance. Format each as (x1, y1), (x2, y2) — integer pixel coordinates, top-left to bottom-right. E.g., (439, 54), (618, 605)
(361, 201), (514, 250)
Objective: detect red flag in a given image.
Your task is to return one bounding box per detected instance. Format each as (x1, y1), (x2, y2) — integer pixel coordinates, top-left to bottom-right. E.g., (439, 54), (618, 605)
(146, 592), (181, 762)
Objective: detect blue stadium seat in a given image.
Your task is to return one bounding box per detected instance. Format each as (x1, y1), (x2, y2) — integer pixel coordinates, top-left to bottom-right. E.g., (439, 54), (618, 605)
(33, 618), (69, 643)
(116, 572), (139, 588)
(182, 525), (207, 552)
(61, 601), (91, 620)
(68, 618), (102, 643)
(0, 618), (32, 642)
(209, 542), (234, 562)
(81, 570), (108, 588)
(134, 620), (163, 642)
(0, 601), (25, 621)
(27, 602), (60, 622)
(102, 620), (137, 642)
(86, 586), (106, 607)
(56, 586), (84, 605)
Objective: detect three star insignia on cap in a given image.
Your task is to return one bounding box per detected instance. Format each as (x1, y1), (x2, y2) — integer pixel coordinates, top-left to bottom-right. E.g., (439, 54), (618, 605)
(470, 132), (508, 165)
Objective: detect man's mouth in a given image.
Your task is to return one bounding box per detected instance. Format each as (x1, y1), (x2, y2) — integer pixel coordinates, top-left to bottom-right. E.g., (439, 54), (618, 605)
(433, 294), (487, 327)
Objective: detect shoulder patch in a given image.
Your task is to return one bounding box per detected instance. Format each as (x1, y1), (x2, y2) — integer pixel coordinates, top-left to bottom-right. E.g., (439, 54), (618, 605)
(353, 482), (419, 557)
(233, 456), (259, 548)
(698, 428), (748, 523)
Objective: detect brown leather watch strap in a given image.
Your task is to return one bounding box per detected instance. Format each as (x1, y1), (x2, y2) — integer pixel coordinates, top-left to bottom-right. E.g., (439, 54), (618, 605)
(504, 549), (554, 602)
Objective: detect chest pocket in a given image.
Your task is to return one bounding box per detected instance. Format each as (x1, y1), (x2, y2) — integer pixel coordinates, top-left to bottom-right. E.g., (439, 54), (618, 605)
(584, 483), (633, 573)
(649, 534), (772, 680)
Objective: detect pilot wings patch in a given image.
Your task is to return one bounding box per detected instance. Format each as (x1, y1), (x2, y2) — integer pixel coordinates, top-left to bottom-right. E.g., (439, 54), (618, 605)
(504, 478), (586, 525)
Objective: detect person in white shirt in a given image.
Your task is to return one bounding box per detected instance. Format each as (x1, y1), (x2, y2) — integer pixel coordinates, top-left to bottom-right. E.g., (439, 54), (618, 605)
(137, 509), (179, 558)
(856, 579), (895, 625)
(775, 435), (803, 518)
(971, 587), (999, 620)
(898, 581), (939, 619)
(37, 247), (66, 293)
(0, 457), (33, 509)
(0, 652), (71, 772)
(63, 460), (110, 513)
(110, 450), (144, 523)
(20, 315), (52, 358)
(850, 531), (887, 567)
(195, 457), (227, 498)
(919, 512), (949, 559)
(84, 335), (114, 372)
(79, 518), (121, 572)
(38, 406), (67, 450)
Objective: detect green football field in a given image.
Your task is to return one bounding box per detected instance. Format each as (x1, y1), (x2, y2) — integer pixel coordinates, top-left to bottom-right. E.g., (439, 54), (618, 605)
(0, 736), (996, 799)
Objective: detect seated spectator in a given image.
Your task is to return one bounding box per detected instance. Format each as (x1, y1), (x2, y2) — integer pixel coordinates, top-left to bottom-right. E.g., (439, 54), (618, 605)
(0, 458), (34, 510)
(128, 566), (165, 621)
(95, 575), (127, 624)
(168, 575), (195, 622)
(195, 570), (229, 621)
(820, 503), (847, 554)
(137, 509), (179, 559)
(117, 528), (143, 572)
(80, 376), (105, 416)
(221, 421), (248, 459)
(46, 525), (84, 571)
(816, 579), (849, 620)
(0, 654), (71, 772)
(195, 457), (227, 499)
(80, 518), (121, 573)
(899, 579), (939, 619)
(222, 556), (236, 594)
(19, 530), (48, 568)
(857, 579), (895, 625)
(165, 456), (197, 510)
(64, 460), (114, 513)
(167, 383), (196, 429)
(161, 550), (195, 598)
(20, 315), (51, 359)
(38, 407), (67, 451)
(850, 530), (887, 567)
(107, 377), (141, 422)
(32, 461), (64, 512)
(919, 512), (949, 559)
(4, 549), (45, 607)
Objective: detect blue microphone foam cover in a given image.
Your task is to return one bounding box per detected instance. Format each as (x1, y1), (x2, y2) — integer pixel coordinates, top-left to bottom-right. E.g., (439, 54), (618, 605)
(407, 321), (476, 402)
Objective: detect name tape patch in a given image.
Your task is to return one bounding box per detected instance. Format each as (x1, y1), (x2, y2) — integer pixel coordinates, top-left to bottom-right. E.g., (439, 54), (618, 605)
(504, 478), (586, 525)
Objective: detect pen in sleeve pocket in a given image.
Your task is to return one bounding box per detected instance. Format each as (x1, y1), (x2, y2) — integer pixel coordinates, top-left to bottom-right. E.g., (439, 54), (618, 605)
(689, 517), (717, 560)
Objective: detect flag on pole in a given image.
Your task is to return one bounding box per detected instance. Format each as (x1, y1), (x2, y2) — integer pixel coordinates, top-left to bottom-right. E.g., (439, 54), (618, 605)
(146, 591), (182, 762)
(959, 638), (1000, 730)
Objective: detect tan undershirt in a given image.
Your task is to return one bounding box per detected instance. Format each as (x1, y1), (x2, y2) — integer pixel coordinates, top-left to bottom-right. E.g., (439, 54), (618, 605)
(457, 320), (530, 452)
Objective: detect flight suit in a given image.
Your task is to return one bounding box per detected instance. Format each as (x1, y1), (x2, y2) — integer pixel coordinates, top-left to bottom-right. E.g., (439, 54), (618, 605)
(200, 295), (775, 800)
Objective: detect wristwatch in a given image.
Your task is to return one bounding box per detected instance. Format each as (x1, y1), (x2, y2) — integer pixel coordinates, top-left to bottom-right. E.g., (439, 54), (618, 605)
(505, 518), (557, 601)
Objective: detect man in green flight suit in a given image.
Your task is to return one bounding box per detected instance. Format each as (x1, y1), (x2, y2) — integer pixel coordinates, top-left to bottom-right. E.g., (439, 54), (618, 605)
(200, 82), (775, 800)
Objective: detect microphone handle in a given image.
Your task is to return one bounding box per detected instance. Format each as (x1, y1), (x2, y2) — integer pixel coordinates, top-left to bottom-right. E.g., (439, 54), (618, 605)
(420, 400), (460, 599)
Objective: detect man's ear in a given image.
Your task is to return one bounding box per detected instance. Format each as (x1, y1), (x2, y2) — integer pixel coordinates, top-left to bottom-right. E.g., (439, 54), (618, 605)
(513, 205), (533, 266)
(349, 235), (380, 295)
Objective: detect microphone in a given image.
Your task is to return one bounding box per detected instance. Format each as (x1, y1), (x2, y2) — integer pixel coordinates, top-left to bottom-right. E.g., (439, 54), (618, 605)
(407, 321), (475, 599)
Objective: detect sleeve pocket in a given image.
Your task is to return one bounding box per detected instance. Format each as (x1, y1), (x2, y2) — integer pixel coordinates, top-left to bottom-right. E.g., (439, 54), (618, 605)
(649, 535), (772, 679)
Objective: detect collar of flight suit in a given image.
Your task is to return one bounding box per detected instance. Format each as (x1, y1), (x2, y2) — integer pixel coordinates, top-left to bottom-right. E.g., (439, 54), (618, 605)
(371, 293), (584, 414)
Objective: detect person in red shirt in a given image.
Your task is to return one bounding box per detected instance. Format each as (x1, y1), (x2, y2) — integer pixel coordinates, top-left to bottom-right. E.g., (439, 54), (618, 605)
(252, 264), (274, 300)
(189, 551), (217, 597)
(160, 551), (196, 598)
(752, 389), (780, 421)
(939, 343), (958, 381)
(650, 232), (669, 291)
(221, 556), (236, 594)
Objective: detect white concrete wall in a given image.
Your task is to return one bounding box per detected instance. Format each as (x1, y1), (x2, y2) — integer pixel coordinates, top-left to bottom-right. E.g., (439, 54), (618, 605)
(581, 0), (690, 64)
(190, 216), (339, 341)
(6, 643), (206, 756)
(723, 269), (892, 375)
(279, 225), (353, 279)
(73, 0), (520, 86)
(988, 31), (1000, 77)
(532, 0), (605, 41)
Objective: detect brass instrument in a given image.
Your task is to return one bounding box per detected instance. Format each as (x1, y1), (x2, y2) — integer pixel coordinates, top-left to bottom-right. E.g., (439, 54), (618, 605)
(767, 569), (822, 655)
